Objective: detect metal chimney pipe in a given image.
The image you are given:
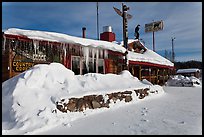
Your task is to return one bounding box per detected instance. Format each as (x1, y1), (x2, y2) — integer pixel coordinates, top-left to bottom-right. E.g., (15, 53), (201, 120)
(82, 27), (86, 38)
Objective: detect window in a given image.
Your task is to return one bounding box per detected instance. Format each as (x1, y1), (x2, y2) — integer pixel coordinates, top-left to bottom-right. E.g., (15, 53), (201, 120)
(72, 56), (80, 75)
(98, 59), (104, 74)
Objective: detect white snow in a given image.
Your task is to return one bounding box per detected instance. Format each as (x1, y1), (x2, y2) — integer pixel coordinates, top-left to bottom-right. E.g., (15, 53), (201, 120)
(166, 75), (202, 87)
(4, 28), (126, 53)
(4, 28), (173, 67)
(123, 39), (174, 67)
(127, 49), (173, 67)
(2, 63), (202, 135)
(36, 86), (202, 135)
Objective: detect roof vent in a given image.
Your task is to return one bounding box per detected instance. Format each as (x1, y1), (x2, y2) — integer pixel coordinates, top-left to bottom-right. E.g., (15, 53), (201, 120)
(82, 27), (86, 38)
(103, 26), (112, 32)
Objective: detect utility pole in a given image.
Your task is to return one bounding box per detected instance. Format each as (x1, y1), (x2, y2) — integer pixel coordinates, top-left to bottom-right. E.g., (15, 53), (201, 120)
(152, 20), (155, 52)
(96, 2), (99, 40)
(153, 31), (155, 51)
(171, 37), (176, 63)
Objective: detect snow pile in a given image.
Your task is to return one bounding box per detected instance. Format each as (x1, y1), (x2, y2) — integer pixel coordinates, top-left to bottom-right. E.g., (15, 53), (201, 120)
(2, 63), (164, 134)
(166, 75), (202, 87)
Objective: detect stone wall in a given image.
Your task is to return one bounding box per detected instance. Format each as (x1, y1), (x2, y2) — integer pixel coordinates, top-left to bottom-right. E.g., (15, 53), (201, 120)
(55, 88), (158, 113)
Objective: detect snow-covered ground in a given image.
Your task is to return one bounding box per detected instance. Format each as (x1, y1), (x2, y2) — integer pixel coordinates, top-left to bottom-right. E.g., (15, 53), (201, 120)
(2, 63), (202, 135)
(37, 86), (202, 135)
(166, 74), (201, 87)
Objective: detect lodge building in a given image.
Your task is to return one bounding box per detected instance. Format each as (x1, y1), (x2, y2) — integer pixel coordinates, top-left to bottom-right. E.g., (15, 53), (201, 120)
(2, 27), (175, 84)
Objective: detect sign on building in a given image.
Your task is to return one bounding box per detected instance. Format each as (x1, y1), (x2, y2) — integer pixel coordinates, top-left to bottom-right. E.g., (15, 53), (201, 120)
(12, 61), (34, 72)
(145, 20), (164, 33)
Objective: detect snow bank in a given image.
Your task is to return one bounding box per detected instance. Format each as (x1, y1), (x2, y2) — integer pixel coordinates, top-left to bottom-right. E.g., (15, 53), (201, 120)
(166, 75), (202, 87)
(2, 63), (164, 134)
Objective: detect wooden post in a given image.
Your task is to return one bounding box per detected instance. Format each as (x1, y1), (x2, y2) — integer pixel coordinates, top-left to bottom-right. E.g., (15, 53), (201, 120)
(149, 67), (151, 82)
(9, 48), (12, 78)
(163, 69), (165, 84)
(139, 66), (141, 80)
(157, 68), (159, 84)
(80, 57), (82, 75)
(153, 31), (155, 51)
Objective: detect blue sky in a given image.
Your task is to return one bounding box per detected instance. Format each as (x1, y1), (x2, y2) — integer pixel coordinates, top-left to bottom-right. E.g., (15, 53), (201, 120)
(2, 2), (202, 62)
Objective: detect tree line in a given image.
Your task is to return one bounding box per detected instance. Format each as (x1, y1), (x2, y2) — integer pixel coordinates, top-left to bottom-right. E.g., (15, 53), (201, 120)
(174, 60), (202, 70)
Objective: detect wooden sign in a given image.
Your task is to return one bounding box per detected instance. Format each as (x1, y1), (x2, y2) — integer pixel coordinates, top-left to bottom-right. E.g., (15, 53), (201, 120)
(145, 20), (164, 33)
(12, 61), (34, 72)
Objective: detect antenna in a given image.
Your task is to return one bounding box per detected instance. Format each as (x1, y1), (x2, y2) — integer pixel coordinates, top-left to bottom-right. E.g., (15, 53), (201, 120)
(171, 37), (176, 63)
(96, 2), (99, 40)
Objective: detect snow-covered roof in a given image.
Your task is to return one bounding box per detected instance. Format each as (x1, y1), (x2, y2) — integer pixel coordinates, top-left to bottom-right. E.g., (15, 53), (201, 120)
(125, 39), (174, 67)
(127, 49), (174, 67)
(4, 28), (126, 53)
(177, 68), (200, 73)
(4, 28), (173, 67)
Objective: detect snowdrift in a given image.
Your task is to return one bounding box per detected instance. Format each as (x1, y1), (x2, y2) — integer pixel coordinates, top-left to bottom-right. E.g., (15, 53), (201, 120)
(166, 75), (201, 87)
(2, 63), (164, 134)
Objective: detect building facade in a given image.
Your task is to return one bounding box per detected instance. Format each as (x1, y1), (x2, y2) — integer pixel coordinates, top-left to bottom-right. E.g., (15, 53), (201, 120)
(2, 28), (174, 84)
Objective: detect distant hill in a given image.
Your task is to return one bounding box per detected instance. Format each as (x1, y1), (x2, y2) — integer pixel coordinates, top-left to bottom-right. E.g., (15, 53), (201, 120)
(174, 60), (202, 70)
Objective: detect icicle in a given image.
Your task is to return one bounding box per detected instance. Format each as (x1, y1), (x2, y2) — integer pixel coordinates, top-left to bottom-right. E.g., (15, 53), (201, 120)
(92, 48), (96, 71)
(33, 40), (39, 54)
(33, 40), (37, 55)
(36, 41), (39, 54)
(63, 43), (66, 58)
(104, 50), (108, 58)
(96, 48), (99, 73)
(99, 49), (103, 58)
(63, 43), (67, 65)
(83, 46), (89, 72)
(33, 40), (40, 61)
(3, 35), (6, 52)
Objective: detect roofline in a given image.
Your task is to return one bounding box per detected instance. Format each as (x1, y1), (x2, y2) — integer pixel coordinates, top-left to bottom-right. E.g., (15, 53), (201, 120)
(129, 60), (175, 69)
(3, 33), (174, 69)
